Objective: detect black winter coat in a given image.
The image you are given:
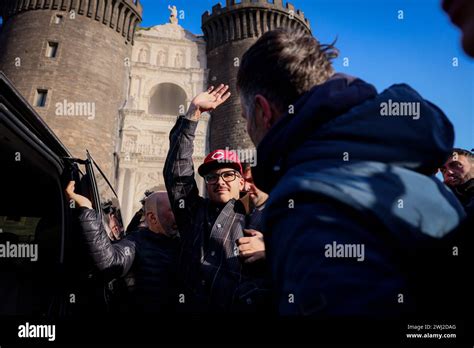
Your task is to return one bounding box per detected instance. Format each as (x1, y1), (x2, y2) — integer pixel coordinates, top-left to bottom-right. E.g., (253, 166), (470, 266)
(78, 208), (180, 313)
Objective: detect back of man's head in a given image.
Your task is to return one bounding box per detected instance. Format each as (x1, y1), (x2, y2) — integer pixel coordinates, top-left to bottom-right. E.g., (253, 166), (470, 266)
(237, 28), (338, 115)
(144, 191), (177, 236)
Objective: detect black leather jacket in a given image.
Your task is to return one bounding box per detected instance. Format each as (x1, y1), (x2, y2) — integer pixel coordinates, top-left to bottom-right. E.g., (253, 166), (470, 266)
(77, 208), (180, 312)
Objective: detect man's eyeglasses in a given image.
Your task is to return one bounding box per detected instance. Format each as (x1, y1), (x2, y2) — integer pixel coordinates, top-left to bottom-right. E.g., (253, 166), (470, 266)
(204, 170), (240, 184)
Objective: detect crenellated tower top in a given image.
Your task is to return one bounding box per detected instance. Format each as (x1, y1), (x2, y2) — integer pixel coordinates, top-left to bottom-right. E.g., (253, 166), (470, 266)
(202, 0), (310, 52)
(0, 0), (142, 43)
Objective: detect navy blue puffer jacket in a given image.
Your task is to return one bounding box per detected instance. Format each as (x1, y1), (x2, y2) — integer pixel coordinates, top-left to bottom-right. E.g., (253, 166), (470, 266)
(252, 74), (466, 317)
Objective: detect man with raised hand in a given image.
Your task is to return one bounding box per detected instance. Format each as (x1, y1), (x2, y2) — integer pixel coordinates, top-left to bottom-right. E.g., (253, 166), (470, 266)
(164, 84), (270, 313)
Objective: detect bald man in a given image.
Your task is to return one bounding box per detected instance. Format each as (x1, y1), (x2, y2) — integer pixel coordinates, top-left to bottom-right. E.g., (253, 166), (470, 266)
(143, 191), (178, 237)
(66, 182), (180, 313)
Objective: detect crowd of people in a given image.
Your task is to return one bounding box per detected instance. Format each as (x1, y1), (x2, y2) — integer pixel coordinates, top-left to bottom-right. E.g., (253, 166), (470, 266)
(64, 1), (473, 319)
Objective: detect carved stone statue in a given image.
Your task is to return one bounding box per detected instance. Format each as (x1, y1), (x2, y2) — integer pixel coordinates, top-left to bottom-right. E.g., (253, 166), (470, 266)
(174, 52), (183, 67)
(168, 5), (178, 24)
(157, 51), (166, 66)
(139, 48), (148, 63)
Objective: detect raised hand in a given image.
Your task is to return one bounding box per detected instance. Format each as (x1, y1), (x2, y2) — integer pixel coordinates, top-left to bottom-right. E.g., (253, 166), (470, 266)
(186, 84), (231, 120)
(65, 181), (93, 209)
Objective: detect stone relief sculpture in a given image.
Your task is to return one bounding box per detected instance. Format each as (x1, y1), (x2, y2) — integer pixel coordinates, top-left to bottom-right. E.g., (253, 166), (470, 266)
(157, 50), (166, 66)
(174, 52), (183, 67)
(147, 171), (160, 183)
(139, 48), (148, 63)
(155, 138), (168, 156)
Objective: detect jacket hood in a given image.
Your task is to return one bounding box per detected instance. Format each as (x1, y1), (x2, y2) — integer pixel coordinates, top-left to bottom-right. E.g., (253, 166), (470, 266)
(253, 74), (455, 194)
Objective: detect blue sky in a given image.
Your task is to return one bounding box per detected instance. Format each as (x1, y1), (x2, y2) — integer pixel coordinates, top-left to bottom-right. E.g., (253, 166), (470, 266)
(139, 0), (473, 151)
(1, 0), (471, 149)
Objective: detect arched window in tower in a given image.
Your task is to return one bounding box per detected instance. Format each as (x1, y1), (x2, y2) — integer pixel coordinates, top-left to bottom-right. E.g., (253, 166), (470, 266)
(148, 83), (187, 116)
(54, 14), (63, 24)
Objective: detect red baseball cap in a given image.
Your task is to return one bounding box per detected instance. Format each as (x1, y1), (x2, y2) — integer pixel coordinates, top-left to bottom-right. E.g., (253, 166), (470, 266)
(198, 149), (243, 177)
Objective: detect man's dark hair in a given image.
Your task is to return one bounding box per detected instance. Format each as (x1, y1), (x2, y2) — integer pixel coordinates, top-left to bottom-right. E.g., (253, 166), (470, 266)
(140, 189), (155, 205)
(237, 28), (338, 115)
(241, 162), (252, 171)
(452, 148), (474, 162)
(101, 200), (115, 214)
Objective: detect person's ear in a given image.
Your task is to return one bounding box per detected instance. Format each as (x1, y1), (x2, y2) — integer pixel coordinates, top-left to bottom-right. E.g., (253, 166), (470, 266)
(238, 176), (245, 191)
(243, 181), (251, 192)
(146, 211), (155, 224)
(255, 94), (274, 130)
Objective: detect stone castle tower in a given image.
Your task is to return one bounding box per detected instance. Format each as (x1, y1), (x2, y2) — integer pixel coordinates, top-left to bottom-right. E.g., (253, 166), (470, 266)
(0, 0), (142, 181)
(202, 0), (310, 152)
